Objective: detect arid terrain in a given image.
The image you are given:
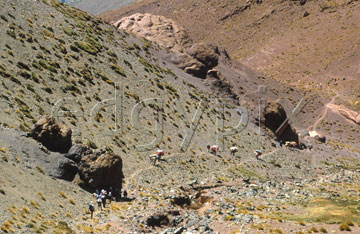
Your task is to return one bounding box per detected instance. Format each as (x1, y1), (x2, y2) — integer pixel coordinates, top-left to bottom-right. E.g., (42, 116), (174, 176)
(103, 0), (360, 111)
(0, 0), (359, 233)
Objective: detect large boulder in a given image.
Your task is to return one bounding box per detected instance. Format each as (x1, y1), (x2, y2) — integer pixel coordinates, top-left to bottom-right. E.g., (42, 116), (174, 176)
(78, 152), (123, 189)
(146, 213), (169, 227)
(114, 13), (222, 79)
(186, 43), (219, 69)
(114, 13), (191, 53)
(55, 158), (78, 181)
(314, 134), (326, 143)
(65, 144), (92, 163)
(170, 51), (217, 79)
(31, 115), (72, 153)
(264, 99), (299, 143)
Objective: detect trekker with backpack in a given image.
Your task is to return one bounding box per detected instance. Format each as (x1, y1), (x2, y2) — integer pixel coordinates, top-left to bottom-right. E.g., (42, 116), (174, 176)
(88, 202), (95, 219)
(254, 150), (262, 160)
(96, 194), (102, 210)
(153, 149), (164, 165)
(207, 145), (219, 155)
(101, 190), (107, 208)
(107, 191), (112, 204)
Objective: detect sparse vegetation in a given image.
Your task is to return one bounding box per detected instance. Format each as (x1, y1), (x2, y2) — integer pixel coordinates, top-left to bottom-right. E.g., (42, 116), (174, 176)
(59, 192), (67, 199)
(339, 223), (351, 231)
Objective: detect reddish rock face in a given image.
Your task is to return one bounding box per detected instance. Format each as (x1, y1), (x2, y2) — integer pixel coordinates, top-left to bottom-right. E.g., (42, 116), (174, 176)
(31, 115), (72, 153)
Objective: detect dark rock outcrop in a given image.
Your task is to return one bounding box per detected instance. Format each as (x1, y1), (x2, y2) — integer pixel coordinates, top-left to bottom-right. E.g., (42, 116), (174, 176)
(146, 213), (169, 227)
(314, 134), (326, 143)
(78, 152), (124, 189)
(55, 158), (78, 181)
(65, 144), (92, 163)
(264, 99), (299, 143)
(31, 115), (72, 153)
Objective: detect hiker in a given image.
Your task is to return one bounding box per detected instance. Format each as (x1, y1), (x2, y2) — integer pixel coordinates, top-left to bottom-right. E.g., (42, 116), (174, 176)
(243, 177), (251, 184)
(254, 150), (262, 160)
(152, 149), (164, 165)
(230, 146), (238, 156)
(279, 140), (283, 148)
(96, 194), (102, 210)
(308, 144), (313, 151)
(107, 191), (112, 204)
(123, 189), (128, 199)
(115, 187), (121, 201)
(207, 145), (219, 155)
(285, 141), (297, 148)
(101, 190), (107, 208)
(88, 202), (95, 219)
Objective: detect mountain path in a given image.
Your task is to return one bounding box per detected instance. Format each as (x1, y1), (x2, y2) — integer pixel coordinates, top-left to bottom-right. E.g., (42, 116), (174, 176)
(128, 147), (282, 185)
(308, 95), (337, 131)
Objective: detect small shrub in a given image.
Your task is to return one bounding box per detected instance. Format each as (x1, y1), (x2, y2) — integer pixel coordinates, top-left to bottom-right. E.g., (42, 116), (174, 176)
(339, 223), (351, 231)
(30, 201), (39, 209)
(63, 27), (73, 36)
(22, 206), (30, 214)
(319, 227), (327, 233)
(270, 229), (283, 234)
(110, 64), (126, 77)
(74, 41), (98, 55)
(309, 227), (318, 233)
(36, 166), (45, 174)
(86, 140), (97, 149)
(26, 222), (36, 228)
(69, 199), (75, 205)
(345, 221), (354, 226)
(59, 192), (67, 199)
(37, 192), (46, 201)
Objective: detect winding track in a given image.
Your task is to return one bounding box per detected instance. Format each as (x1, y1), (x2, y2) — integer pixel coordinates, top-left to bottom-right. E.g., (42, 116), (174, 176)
(308, 95), (337, 131)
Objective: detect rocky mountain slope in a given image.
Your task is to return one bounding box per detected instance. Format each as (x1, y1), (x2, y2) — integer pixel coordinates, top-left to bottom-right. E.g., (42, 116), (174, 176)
(65, 0), (138, 15)
(102, 0), (360, 113)
(0, 0), (359, 233)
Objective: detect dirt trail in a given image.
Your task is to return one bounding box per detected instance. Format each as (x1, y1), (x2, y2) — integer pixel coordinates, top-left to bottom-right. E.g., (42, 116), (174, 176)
(308, 96), (337, 131)
(236, 148), (281, 165)
(127, 153), (179, 184)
